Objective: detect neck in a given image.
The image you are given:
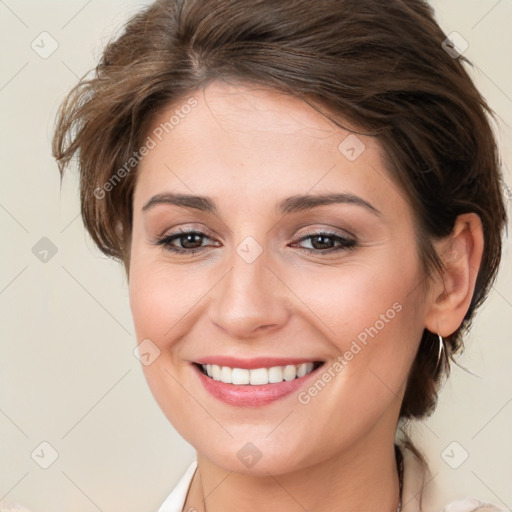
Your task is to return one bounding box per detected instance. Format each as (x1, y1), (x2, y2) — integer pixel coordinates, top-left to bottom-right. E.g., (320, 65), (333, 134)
(185, 427), (401, 512)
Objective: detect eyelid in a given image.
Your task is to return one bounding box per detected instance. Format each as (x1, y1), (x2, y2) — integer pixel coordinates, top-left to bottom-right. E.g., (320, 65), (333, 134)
(294, 225), (356, 240)
(155, 222), (215, 239)
(152, 224), (358, 258)
(290, 229), (357, 255)
(151, 230), (217, 256)
(153, 224), (353, 245)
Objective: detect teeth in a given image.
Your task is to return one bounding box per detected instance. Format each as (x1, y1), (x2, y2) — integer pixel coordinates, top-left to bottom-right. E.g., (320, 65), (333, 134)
(220, 366), (231, 383)
(211, 364), (221, 381)
(297, 363), (308, 378)
(249, 368), (268, 385)
(268, 366), (283, 383)
(283, 364), (297, 381)
(232, 368), (250, 385)
(201, 362), (316, 385)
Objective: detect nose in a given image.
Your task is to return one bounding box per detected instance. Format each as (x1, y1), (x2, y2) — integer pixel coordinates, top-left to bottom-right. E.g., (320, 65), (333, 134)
(209, 247), (292, 339)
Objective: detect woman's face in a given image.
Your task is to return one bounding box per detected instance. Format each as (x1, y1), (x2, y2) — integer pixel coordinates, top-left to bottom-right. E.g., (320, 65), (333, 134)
(129, 80), (430, 474)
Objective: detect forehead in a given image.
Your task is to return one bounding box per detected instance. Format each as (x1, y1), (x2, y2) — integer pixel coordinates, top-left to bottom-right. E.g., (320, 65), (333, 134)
(134, 80), (408, 219)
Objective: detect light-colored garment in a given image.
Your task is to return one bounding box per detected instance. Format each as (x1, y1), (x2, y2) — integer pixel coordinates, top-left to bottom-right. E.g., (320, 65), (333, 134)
(157, 450), (508, 512)
(0, 450), (506, 512)
(0, 504), (32, 512)
(158, 460), (199, 512)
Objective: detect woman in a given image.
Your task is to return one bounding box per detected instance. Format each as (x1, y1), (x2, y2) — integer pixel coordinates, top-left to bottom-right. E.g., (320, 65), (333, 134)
(50, 0), (508, 511)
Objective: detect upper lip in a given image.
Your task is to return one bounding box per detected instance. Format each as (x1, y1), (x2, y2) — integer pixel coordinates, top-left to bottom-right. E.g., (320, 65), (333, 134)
(193, 356), (324, 369)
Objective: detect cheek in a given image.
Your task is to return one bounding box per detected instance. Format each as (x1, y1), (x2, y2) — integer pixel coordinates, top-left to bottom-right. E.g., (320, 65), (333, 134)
(284, 248), (425, 392)
(128, 256), (205, 439)
(128, 223), (200, 339)
(129, 259), (201, 345)
(290, 249), (422, 338)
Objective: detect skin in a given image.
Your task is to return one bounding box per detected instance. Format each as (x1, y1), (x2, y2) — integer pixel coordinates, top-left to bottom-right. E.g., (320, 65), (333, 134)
(128, 80), (484, 512)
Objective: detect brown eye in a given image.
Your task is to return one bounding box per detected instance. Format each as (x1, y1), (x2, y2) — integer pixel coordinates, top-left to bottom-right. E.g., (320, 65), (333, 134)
(173, 232), (205, 250)
(153, 229), (218, 254)
(293, 231), (357, 255)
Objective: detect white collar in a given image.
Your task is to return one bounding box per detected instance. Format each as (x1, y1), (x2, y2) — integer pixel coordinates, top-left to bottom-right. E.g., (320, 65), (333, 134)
(157, 451), (505, 512)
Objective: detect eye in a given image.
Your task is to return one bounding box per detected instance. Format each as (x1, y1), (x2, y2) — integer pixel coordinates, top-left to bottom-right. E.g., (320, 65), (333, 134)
(153, 229), (219, 254)
(291, 230), (357, 255)
(152, 228), (357, 256)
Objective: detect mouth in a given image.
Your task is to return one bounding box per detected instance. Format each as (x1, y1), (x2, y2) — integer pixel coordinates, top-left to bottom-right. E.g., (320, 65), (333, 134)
(194, 361), (324, 386)
(190, 356), (327, 406)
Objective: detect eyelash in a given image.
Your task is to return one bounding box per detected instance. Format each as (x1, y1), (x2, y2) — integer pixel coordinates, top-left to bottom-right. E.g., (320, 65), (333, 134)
(153, 228), (357, 256)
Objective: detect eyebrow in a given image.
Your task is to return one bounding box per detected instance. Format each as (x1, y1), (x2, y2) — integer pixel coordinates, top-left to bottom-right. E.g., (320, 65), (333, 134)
(142, 192), (381, 216)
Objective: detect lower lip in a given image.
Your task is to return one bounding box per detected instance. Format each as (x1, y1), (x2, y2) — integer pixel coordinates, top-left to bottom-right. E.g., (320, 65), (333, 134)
(192, 363), (323, 407)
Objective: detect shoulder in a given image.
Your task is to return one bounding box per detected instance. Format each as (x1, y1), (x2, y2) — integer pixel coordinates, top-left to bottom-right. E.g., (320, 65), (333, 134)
(0, 502), (33, 512)
(398, 444), (508, 512)
(442, 497), (509, 512)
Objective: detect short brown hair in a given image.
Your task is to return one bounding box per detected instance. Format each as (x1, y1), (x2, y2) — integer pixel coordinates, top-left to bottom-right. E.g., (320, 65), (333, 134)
(52, 0), (507, 421)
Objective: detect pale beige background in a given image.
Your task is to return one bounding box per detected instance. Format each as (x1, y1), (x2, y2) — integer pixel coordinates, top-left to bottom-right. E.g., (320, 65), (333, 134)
(0, 1), (511, 511)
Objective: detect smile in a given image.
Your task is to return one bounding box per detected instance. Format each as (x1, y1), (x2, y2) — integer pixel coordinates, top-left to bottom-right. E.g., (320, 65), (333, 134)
(198, 362), (323, 385)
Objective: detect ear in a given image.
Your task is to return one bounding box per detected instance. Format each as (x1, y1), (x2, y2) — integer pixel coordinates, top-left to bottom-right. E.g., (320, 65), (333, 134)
(424, 213), (484, 337)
